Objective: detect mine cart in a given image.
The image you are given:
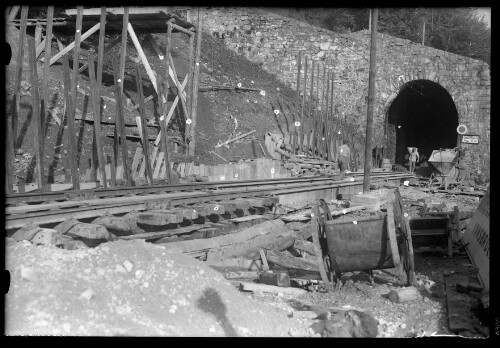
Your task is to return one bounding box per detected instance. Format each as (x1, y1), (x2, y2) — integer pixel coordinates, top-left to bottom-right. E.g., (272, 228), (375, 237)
(311, 189), (414, 291)
(427, 148), (460, 189)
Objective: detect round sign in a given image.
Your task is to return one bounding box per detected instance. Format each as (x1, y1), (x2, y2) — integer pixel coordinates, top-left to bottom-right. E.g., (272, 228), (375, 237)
(457, 124), (468, 135)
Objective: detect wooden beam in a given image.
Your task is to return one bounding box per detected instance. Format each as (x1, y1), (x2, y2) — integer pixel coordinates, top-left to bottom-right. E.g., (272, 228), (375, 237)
(88, 53), (107, 188)
(28, 38), (44, 191)
(157, 74), (174, 184)
(112, 56), (132, 186)
(146, 33), (186, 100)
(36, 37), (46, 57)
(119, 7), (129, 94)
(154, 74), (188, 146)
(6, 98), (15, 194)
(44, 22), (102, 66)
(8, 6), (21, 21)
(65, 7), (172, 16)
(42, 6), (58, 134)
(13, 6), (29, 147)
(135, 62), (154, 185)
(68, 7), (83, 190)
(78, 35), (121, 73)
(127, 23), (160, 97)
(186, 33), (194, 113)
(34, 24), (42, 48)
(168, 52), (190, 127)
(187, 11), (202, 156)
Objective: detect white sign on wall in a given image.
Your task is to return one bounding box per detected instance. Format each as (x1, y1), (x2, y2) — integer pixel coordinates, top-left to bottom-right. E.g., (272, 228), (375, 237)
(462, 135), (479, 144)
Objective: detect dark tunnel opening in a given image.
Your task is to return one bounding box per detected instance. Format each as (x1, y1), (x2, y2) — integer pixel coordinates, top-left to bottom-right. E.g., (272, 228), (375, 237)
(387, 80), (459, 167)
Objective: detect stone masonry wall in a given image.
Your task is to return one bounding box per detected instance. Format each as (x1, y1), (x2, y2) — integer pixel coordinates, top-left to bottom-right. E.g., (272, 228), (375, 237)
(188, 7), (490, 179)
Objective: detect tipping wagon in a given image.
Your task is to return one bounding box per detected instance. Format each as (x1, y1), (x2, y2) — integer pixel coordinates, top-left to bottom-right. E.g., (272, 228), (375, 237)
(310, 189), (414, 291)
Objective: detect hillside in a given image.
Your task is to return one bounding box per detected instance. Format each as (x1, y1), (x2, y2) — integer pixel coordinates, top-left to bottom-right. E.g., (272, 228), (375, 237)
(6, 20), (312, 185)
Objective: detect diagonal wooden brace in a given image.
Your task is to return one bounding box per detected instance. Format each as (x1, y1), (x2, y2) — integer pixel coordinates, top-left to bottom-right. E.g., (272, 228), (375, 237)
(41, 22), (103, 66)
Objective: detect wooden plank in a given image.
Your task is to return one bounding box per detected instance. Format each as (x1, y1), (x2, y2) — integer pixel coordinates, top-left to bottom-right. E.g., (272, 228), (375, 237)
(66, 7), (83, 190)
(28, 38), (45, 191)
(154, 73), (188, 147)
(128, 23), (164, 103)
(118, 7), (129, 93)
(281, 205), (366, 222)
(168, 52), (191, 142)
(265, 249), (319, 272)
(87, 51), (107, 188)
(156, 73), (173, 183)
(140, 146), (157, 178)
(160, 219), (286, 253)
(131, 147), (143, 177)
(5, 97), (15, 194)
(186, 32), (194, 115)
(119, 224), (211, 241)
(46, 22), (102, 66)
(13, 6), (29, 145)
(111, 55), (131, 186)
(134, 62), (154, 184)
(187, 12), (202, 156)
(153, 152), (164, 179)
(41, 6), (58, 134)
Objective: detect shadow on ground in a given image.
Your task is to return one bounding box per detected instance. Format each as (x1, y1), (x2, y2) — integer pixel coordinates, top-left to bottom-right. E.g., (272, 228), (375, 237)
(196, 287), (238, 337)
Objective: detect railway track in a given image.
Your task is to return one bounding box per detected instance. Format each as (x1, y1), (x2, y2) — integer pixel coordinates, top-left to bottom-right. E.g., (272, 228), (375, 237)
(5, 172), (413, 230)
(6, 170), (410, 205)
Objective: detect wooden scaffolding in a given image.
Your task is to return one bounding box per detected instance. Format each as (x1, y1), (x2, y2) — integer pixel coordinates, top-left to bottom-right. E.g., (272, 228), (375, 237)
(6, 6), (203, 193)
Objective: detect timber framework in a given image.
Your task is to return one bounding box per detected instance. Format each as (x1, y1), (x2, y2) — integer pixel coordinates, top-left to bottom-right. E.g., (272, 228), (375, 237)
(6, 6), (202, 193)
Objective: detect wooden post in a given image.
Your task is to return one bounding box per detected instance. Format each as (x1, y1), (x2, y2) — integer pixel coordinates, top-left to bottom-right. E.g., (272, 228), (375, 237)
(93, 6), (108, 187)
(28, 38), (44, 190)
(13, 6), (29, 148)
(289, 51), (304, 145)
(299, 55), (308, 155)
(325, 70), (332, 161)
(88, 53), (107, 188)
(164, 21), (172, 112)
(109, 155), (116, 187)
(119, 7), (129, 93)
(320, 65), (327, 159)
(157, 74), (174, 184)
(311, 62), (319, 157)
(135, 62), (154, 185)
(6, 98), (15, 194)
(112, 56), (132, 186)
(187, 11), (202, 156)
(186, 32), (195, 113)
(422, 20), (426, 46)
(41, 6), (55, 137)
(363, 8), (378, 193)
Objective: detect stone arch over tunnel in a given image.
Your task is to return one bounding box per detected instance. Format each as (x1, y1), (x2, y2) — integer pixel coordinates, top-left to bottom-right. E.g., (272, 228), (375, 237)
(384, 80), (459, 167)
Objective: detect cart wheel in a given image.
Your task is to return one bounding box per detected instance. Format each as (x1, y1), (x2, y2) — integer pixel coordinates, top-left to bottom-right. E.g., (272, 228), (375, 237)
(394, 189), (415, 286)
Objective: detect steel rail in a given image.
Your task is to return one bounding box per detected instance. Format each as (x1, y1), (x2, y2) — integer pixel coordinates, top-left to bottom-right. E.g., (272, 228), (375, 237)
(6, 171), (411, 205)
(5, 173), (412, 230)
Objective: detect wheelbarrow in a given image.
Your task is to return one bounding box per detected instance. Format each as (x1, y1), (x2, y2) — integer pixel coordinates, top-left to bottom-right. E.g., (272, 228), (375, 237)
(311, 189), (415, 291)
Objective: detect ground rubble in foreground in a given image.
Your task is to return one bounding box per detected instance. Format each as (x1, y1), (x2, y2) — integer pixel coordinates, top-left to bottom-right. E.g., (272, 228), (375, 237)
(4, 186), (488, 337)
